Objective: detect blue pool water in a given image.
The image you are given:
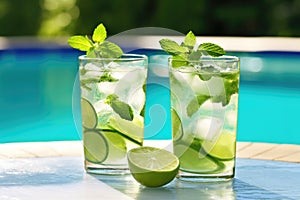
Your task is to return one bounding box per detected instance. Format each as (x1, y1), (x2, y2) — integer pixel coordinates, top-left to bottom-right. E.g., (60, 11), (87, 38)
(0, 47), (300, 144)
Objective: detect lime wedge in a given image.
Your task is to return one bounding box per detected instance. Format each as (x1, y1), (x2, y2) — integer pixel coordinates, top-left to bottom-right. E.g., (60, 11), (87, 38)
(81, 98), (98, 129)
(127, 146), (179, 187)
(84, 130), (108, 164)
(102, 131), (127, 164)
(174, 144), (224, 174)
(109, 115), (143, 145)
(202, 131), (236, 160)
(171, 108), (183, 142)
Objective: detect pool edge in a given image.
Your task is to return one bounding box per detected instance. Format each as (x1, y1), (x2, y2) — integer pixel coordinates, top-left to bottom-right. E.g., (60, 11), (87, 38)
(0, 141), (299, 163)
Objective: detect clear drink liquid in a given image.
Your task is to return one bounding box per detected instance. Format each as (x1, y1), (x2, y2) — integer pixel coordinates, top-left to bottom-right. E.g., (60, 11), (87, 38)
(79, 55), (148, 175)
(170, 57), (239, 181)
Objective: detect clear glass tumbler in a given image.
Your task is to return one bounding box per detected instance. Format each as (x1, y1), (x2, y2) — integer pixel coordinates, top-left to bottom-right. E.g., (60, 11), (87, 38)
(169, 56), (240, 182)
(79, 54), (148, 175)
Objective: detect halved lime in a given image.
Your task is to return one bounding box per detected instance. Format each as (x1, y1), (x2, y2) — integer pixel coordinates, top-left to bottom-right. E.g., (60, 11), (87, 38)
(171, 108), (183, 142)
(127, 146), (179, 187)
(202, 131), (236, 160)
(84, 130), (108, 164)
(102, 130), (127, 164)
(174, 144), (224, 174)
(81, 98), (98, 129)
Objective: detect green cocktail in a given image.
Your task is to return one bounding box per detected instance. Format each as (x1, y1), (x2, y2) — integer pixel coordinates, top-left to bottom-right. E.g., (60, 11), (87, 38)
(169, 56), (240, 181)
(79, 54), (148, 174)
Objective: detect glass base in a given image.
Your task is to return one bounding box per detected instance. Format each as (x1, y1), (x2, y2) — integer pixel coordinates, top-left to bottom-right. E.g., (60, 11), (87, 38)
(177, 170), (234, 183)
(85, 162), (130, 175)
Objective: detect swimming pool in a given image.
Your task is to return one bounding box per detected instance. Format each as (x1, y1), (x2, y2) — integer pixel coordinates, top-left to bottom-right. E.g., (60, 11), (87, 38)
(1, 38), (300, 145)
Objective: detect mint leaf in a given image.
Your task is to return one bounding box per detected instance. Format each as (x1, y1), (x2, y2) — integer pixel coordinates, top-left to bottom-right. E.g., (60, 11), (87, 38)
(86, 47), (98, 58)
(139, 84), (147, 117)
(171, 54), (188, 68)
(106, 94), (133, 121)
(99, 72), (118, 82)
(198, 43), (225, 57)
(182, 31), (196, 49)
(92, 23), (107, 43)
(222, 72), (239, 106)
(197, 66), (215, 81)
(68, 36), (93, 51)
(159, 39), (188, 55)
(198, 73), (213, 81)
(188, 50), (202, 61)
(97, 41), (123, 58)
(187, 95), (210, 117)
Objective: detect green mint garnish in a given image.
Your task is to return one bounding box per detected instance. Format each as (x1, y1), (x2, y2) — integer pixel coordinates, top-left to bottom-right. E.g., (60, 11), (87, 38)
(159, 31), (225, 67)
(198, 43), (226, 57)
(68, 23), (123, 58)
(80, 71), (118, 91)
(106, 94), (134, 121)
(182, 31), (196, 49)
(99, 72), (119, 82)
(92, 23), (107, 43)
(139, 84), (147, 117)
(67, 36), (93, 51)
(159, 39), (189, 56)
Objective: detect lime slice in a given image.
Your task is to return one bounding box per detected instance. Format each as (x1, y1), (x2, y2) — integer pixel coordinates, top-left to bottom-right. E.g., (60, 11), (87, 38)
(171, 108), (183, 142)
(127, 147), (179, 187)
(102, 131), (127, 164)
(81, 98), (98, 129)
(202, 131), (236, 160)
(84, 130), (108, 164)
(174, 144), (224, 174)
(109, 115), (143, 145)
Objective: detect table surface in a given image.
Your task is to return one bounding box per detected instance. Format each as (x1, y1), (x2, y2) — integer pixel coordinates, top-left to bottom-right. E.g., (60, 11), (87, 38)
(0, 156), (299, 200)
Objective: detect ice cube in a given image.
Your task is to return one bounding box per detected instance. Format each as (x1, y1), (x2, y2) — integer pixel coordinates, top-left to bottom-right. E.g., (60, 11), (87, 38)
(93, 99), (113, 114)
(93, 100), (113, 127)
(188, 117), (224, 141)
(128, 88), (146, 115)
(189, 74), (210, 95)
(84, 63), (101, 71)
(206, 77), (226, 97)
(113, 69), (146, 101)
(97, 82), (117, 94)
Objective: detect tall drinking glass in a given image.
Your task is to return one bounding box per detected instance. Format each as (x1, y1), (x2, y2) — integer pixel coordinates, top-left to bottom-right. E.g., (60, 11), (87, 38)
(169, 56), (240, 181)
(79, 54), (148, 175)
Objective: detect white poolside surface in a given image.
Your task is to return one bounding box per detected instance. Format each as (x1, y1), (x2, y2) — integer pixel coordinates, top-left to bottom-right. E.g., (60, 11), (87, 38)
(0, 140), (299, 163)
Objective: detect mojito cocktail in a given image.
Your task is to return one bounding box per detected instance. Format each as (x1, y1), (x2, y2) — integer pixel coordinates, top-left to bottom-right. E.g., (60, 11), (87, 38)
(170, 56), (240, 181)
(79, 54), (148, 175)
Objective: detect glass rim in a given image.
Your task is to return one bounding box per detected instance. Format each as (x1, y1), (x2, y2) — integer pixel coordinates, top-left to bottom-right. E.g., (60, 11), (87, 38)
(79, 53), (147, 62)
(169, 55), (239, 63)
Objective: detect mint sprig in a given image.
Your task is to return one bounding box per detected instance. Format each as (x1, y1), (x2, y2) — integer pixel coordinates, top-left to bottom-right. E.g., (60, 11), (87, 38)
(159, 31), (225, 67)
(68, 23), (123, 58)
(162, 31), (239, 114)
